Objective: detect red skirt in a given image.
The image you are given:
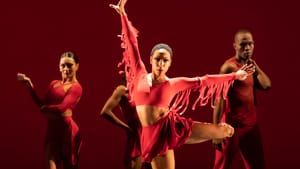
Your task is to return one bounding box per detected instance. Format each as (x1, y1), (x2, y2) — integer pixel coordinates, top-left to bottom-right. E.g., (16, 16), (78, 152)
(45, 116), (82, 166)
(140, 111), (193, 162)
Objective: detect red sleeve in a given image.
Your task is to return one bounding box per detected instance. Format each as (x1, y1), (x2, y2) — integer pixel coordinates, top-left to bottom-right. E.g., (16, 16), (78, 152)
(28, 80), (58, 108)
(119, 14), (149, 99)
(41, 83), (82, 113)
(199, 73), (237, 87)
(120, 14), (146, 72)
(170, 77), (200, 92)
(170, 73), (237, 115)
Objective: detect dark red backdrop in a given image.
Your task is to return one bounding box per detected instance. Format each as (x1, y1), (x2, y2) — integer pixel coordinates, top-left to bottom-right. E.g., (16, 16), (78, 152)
(1, 0), (299, 168)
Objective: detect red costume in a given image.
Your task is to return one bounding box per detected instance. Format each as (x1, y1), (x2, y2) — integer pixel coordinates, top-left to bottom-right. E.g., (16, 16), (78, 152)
(213, 57), (265, 169)
(118, 14), (239, 163)
(119, 96), (142, 164)
(33, 80), (82, 168)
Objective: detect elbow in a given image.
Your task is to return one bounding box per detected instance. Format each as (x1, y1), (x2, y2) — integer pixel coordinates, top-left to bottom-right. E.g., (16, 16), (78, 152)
(262, 82), (272, 91)
(100, 109), (108, 116)
(100, 110), (105, 116)
(264, 85), (271, 91)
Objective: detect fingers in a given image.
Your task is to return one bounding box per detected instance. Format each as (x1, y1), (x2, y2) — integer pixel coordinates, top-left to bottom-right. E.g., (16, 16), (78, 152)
(109, 3), (121, 14)
(109, 4), (119, 9)
(240, 63), (254, 71)
(109, 0), (127, 14)
(17, 73), (26, 81)
(248, 58), (257, 65)
(245, 64), (256, 74)
(109, 4), (124, 15)
(238, 63), (255, 77)
(236, 70), (247, 80)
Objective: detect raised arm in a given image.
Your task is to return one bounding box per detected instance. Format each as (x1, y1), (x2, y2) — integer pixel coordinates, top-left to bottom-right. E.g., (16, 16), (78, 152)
(110, 0), (146, 77)
(250, 59), (271, 90)
(17, 73), (44, 108)
(100, 85), (131, 131)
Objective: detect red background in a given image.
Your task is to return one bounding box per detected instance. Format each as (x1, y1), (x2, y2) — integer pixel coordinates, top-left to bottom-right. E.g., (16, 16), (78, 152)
(1, 0), (299, 168)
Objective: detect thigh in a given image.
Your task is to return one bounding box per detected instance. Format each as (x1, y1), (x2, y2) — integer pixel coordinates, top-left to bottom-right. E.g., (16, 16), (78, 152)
(151, 149), (175, 169)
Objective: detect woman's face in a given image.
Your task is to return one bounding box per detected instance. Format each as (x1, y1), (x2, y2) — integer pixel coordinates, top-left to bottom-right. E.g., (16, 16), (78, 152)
(59, 57), (78, 80)
(150, 48), (172, 77)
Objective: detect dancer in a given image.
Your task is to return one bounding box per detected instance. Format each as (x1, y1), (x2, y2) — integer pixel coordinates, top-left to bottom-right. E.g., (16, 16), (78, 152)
(212, 29), (271, 169)
(109, 0), (254, 168)
(17, 51), (83, 169)
(100, 74), (142, 169)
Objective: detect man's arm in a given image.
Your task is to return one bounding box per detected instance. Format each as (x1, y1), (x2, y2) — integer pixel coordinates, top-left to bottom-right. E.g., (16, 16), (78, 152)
(250, 59), (271, 90)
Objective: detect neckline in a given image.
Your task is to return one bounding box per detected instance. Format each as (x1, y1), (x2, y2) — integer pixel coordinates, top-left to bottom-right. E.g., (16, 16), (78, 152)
(61, 80), (77, 85)
(147, 73), (169, 86)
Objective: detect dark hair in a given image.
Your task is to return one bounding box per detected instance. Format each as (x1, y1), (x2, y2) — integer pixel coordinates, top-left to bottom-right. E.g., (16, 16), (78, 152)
(60, 51), (79, 64)
(234, 29), (252, 42)
(120, 74), (127, 86)
(150, 43), (173, 57)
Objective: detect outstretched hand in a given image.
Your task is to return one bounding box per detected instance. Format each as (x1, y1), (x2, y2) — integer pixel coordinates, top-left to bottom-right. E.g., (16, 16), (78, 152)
(236, 64), (255, 80)
(17, 73), (30, 82)
(17, 73), (32, 87)
(109, 0), (127, 15)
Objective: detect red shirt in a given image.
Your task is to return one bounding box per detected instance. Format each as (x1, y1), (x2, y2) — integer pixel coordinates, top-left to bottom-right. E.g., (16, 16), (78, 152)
(225, 57), (257, 126)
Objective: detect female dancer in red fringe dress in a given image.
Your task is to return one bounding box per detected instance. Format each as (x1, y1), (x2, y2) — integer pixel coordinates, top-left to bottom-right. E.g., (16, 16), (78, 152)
(109, 1), (255, 168)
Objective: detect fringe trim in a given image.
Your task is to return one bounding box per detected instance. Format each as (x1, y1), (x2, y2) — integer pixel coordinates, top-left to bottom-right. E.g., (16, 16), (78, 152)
(118, 15), (140, 101)
(171, 77), (234, 115)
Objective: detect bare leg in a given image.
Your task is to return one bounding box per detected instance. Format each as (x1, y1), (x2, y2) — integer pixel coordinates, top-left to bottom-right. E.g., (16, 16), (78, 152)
(185, 121), (234, 144)
(45, 143), (59, 169)
(151, 149), (175, 169)
(46, 160), (56, 169)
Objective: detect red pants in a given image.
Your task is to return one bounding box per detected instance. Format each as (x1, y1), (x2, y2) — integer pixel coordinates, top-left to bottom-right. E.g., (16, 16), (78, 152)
(213, 124), (264, 169)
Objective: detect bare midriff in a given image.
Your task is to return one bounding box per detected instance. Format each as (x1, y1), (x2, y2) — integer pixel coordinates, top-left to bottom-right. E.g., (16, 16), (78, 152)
(136, 105), (169, 126)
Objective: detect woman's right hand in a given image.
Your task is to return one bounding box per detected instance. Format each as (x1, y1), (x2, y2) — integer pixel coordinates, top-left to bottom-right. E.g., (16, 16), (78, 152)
(17, 73), (33, 87)
(17, 73), (30, 82)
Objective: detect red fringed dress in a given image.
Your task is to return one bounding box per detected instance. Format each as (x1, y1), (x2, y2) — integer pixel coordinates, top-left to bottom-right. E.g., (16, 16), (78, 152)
(118, 14), (238, 163)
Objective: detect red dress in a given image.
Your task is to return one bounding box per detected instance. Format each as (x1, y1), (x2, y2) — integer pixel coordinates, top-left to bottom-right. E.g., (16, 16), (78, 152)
(118, 14), (239, 163)
(38, 80), (83, 167)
